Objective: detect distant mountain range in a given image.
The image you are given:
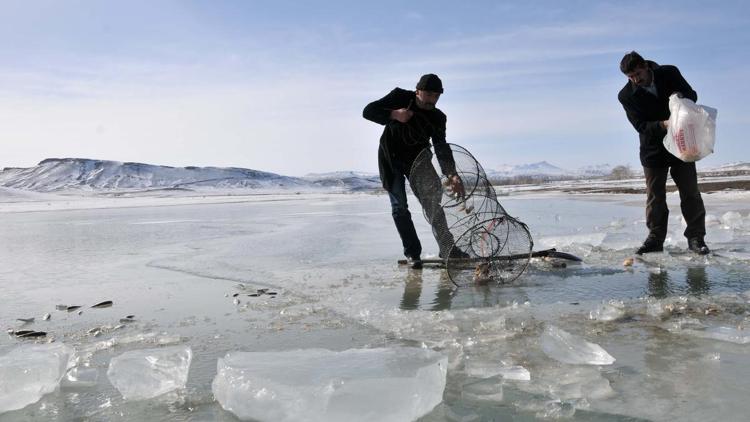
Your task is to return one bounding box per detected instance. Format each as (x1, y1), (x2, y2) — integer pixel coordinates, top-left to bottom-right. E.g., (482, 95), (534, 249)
(485, 161), (615, 179)
(0, 158), (381, 193)
(0, 158), (747, 193)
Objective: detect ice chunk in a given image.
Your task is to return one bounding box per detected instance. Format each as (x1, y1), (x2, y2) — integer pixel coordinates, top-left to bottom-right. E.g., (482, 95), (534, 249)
(538, 233), (606, 249)
(541, 326), (615, 365)
(704, 214), (721, 226)
(62, 366), (99, 388)
(589, 300), (626, 322)
(682, 326), (750, 344)
(0, 343), (73, 414)
(106, 346), (192, 400)
(464, 360), (529, 381)
(721, 211), (743, 229)
(538, 400), (577, 419)
(497, 365), (531, 381)
(212, 347), (447, 422)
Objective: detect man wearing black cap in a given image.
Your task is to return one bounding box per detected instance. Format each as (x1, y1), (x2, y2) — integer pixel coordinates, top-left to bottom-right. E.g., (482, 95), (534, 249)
(618, 51), (709, 255)
(363, 74), (467, 268)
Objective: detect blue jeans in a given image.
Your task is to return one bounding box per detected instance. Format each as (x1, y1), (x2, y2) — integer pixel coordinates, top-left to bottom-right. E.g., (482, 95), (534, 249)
(387, 159), (453, 259)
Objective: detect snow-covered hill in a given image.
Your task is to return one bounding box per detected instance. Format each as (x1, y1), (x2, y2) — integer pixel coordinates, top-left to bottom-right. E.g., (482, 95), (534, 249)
(3, 158), (746, 194)
(486, 161), (614, 179)
(0, 158), (380, 193)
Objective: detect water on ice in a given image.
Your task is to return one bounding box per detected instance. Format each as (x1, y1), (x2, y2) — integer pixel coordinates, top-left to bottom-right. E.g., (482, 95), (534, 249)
(106, 345), (192, 401)
(0, 343), (74, 414)
(212, 347), (447, 422)
(540, 326), (615, 365)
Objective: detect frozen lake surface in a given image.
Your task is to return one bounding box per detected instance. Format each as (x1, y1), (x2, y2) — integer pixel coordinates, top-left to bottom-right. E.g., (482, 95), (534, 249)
(2, 190), (750, 421)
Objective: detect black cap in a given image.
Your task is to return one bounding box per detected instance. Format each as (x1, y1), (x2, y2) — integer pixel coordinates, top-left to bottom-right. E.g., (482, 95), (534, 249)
(416, 74), (443, 93)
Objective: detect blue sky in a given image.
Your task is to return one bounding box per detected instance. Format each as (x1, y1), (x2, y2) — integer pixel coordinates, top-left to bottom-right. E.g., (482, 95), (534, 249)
(1, 0), (748, 176)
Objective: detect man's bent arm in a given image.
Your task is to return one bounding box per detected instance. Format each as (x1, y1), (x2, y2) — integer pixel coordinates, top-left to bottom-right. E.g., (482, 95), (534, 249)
(363, 89), (404, 125)
(619, 97), (667, 143)
(670, 66), (697, 103)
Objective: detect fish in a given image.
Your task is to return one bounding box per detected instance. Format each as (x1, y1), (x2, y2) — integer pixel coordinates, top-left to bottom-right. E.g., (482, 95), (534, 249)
(67, 306), (82, 312)
(17, 318), (35, 323)
(91, 301), (113, 308)
(17, 331), (47, 338)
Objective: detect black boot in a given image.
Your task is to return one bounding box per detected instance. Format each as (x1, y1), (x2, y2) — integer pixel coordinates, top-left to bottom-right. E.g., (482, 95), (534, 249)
(635, 237), (663, 255)
(688, 238), (710, 255)
(406, 256), (423, 269)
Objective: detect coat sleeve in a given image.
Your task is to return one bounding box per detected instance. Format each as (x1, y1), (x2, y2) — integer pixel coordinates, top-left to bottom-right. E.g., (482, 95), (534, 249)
(618, 92), (667, 144)
(363, 88), (405, 125)
(670, 66), (697, 103)
(432, 113), (457, 176)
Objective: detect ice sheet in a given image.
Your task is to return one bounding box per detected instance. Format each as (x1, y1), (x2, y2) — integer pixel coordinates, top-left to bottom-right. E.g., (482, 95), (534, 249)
(212, 347), (447, 422)
(541, 326), (615, 365)
(106, 346), (192, 401)
(0, 343), (73, 414)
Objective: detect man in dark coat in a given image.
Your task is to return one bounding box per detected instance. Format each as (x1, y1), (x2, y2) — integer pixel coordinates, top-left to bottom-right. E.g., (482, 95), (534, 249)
(618, 51), (709, 255)
(363, 74), (467, 268)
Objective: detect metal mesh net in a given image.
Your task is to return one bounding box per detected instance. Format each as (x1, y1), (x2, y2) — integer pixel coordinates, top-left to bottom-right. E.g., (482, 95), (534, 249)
(409, 143), (533, 286)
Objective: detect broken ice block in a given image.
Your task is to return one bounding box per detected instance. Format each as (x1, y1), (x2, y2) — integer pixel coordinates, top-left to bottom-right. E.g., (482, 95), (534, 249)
(0, 343), (73, 414)
(721, 211), (743, 229)
(682, 326), (750, 344)
(541, 326), (615, 365)
(106, 346), (192, 400)
(497, 365), (531, 381)
(464, 361), (530, 381)
(589, 300), (626, 322)
(62, 366), (99, 388)
(212, 347), (447, 422)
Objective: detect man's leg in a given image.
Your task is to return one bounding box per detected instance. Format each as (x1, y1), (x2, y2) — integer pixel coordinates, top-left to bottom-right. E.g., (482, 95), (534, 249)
(388, 166), (422, 260)
(409, 165), (457, 258)
(670, 161), (708, 253)
(643, 166), (670, 242)
(670, 162), (706, 239)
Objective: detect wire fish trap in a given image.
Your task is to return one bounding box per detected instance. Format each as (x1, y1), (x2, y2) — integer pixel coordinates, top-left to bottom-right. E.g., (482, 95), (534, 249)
(446, 215), (533, 286)
(409, 143), (533, 286)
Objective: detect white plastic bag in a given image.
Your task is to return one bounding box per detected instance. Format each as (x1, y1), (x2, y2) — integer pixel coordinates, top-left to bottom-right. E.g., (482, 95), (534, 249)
(663, 93), (717, 162)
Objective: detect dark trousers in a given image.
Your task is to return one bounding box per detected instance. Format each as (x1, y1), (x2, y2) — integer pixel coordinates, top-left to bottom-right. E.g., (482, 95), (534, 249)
(643, 162), (706, 242)
(387, 159), (453, 259)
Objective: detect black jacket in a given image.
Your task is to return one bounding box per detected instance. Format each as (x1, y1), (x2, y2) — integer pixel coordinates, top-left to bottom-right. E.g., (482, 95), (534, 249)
(363, 88), (454, 191)
(618, 61), (697, 167)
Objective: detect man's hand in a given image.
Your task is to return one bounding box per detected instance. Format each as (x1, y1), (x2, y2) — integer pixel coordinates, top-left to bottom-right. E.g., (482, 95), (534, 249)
(661, 120), (669, 129)
(390, 108), (413, 123)
(446, 174), (465, 199)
